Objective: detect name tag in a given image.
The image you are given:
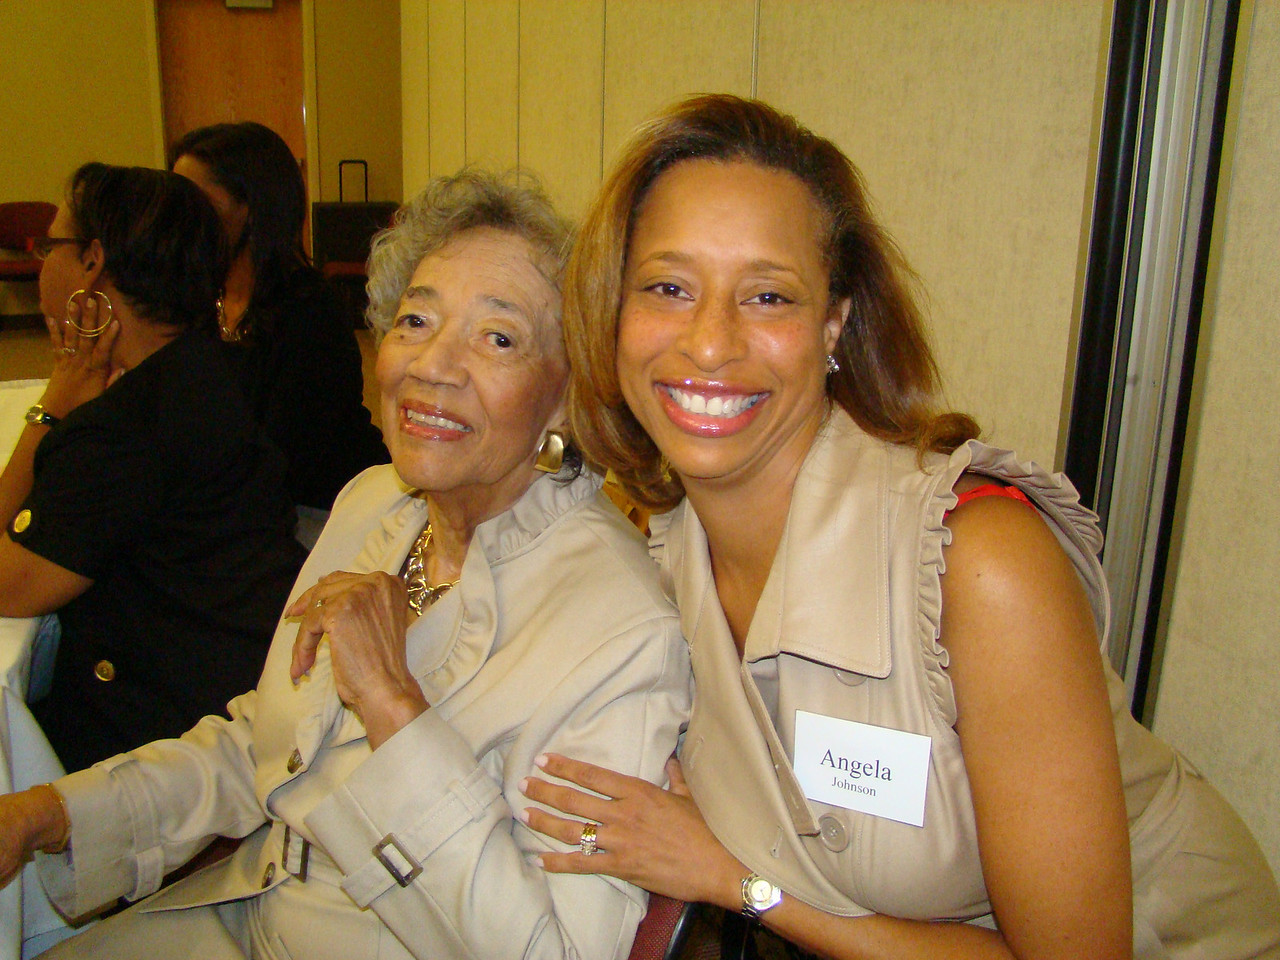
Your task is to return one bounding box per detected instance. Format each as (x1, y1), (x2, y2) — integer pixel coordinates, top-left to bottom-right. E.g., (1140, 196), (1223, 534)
(793, 710), (931, 827)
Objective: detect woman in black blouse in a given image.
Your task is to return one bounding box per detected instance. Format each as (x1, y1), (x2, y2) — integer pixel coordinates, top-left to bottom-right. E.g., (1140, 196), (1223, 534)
(0, 163), (306, 772)
(171, 122), (388, 545)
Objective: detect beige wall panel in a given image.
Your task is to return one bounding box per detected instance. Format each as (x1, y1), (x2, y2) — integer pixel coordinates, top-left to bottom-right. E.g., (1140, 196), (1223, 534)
(758, 0), (1108, 465)
(313, 0), (403, 202)
(1154, 0), (1280, 877)
(518, 0), (606, 217)
(465, 0), (521, 172)
(0, 0), (163, 316)
(601, 0), (755, 167)
(0, 0), (163, 202)
(402, 0), (433, 190)
(429, 0), (468, 178)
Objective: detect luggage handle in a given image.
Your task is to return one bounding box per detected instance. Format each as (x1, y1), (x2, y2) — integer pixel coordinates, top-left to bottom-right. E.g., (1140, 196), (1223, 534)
(337, 160), (369, 203)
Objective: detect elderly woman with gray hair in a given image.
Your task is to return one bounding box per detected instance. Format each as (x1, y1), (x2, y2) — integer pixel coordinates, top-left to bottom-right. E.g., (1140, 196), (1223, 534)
(0, 169), (690, 960)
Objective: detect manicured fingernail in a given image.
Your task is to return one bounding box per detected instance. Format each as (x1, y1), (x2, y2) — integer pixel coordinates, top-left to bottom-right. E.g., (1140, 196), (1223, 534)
(517, 807), (530, 824)
(518, 778), (529, 794)
(534, 754), (548, 768)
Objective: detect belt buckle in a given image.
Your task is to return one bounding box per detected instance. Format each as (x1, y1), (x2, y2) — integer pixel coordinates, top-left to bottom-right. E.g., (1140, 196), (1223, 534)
(282, 824), (310, 882)
(372, 833), (422, 887)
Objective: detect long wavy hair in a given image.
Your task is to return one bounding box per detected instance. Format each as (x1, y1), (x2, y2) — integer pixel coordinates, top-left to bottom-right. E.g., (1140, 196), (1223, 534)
(564, 94), (978, 510)
(169, 122), (313, 332)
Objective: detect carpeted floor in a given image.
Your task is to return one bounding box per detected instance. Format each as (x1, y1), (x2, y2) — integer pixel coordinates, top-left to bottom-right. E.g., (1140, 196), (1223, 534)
(0, 318), (54, 382)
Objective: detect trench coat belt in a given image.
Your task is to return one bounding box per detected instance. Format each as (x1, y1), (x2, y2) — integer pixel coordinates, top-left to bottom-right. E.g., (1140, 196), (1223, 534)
(264, 818), (340, 885)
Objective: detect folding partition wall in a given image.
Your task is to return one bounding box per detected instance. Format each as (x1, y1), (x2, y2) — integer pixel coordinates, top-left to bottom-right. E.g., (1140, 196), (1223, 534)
(1064, 0), (1240, 723)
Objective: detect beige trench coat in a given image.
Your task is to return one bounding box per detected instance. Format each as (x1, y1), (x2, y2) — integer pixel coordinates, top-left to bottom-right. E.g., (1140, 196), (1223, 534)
(37, 465), (692, 959)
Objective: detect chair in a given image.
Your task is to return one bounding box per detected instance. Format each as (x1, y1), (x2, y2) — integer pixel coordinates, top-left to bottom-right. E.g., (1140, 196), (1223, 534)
(627, 894), (695, 960)
(0, 201), (58, 283)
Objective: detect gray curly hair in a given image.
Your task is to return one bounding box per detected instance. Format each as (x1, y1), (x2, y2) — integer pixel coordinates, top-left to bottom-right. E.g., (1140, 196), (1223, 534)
(365, 168), (573, 339)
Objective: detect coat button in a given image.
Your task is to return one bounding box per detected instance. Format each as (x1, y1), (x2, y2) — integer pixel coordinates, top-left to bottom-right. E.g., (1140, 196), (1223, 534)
(286, 748), (303, 774)
(833, 669), (866, 687)
(94, 660), (116, 682)
(261, 863), (276, 887)
(818, 814), (849, 852)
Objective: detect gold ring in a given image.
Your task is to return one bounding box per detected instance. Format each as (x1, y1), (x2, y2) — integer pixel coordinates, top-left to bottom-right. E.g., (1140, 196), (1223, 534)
(578, 822), (598, 856)
(313, 597), (326, 610)
(58, 346), (76, 356)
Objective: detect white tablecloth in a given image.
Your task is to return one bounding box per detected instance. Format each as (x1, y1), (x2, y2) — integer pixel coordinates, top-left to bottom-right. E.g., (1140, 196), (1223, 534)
(0, 381), (45, 473)
(1, 380), (77, 958)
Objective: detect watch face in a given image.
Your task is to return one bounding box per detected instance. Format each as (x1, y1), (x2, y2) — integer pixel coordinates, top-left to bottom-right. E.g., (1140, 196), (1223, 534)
(25, 405), (57, 427)
(745, 874), (781, 914)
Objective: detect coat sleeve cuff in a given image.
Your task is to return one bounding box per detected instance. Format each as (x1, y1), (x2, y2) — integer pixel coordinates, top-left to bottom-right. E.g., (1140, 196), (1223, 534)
(35, 759), (150, 917)
(305, 709), (502, 908)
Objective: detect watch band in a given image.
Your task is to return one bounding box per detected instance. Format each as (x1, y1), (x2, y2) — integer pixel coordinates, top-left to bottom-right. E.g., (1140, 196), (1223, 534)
(24, 404), (59, 428)
(740, 872), (783, 919)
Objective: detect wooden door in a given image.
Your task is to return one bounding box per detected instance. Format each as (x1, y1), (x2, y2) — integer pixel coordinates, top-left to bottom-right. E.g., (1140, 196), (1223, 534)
(156, 0), (306, 171)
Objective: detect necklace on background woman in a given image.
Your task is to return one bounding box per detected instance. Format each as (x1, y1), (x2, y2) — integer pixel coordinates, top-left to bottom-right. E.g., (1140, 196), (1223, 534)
(216, 297), (248, 343)
(403, 523), (460, 615)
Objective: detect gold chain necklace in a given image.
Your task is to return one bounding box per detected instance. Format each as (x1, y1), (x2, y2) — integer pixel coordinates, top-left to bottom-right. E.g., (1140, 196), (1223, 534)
(403, 523), (459, 615)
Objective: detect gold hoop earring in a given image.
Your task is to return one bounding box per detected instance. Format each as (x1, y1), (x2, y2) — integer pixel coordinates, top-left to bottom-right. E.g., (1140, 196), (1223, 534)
(65, 289), (114, 338)
(534, 430), (566, 473)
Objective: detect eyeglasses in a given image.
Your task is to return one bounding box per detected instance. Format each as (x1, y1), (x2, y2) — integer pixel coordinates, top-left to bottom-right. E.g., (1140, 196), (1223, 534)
(31, 237), (84, 261)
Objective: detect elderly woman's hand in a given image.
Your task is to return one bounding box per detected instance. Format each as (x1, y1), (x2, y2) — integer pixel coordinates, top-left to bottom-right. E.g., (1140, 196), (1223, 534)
(0, 786), (70, 889)
(520, 754), (746, 909)
(287, 571), (430, 749)
(40, 295), (121, 419)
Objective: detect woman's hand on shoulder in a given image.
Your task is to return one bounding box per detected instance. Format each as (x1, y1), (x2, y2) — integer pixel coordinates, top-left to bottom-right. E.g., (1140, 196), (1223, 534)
(940, 491), (1132, 960)
(522, 756), (1021, 960)
(287, 570), (429, 749)
(520, 754), (746, 908)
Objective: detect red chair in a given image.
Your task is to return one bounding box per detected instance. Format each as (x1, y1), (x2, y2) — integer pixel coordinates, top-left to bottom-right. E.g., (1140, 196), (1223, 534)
(0, 201), (58, 284)
(627, 894), (695, 960)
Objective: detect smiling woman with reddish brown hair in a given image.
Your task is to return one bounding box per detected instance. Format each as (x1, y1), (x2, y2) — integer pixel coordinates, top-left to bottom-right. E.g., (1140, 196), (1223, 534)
(521, 94), (1280, 960)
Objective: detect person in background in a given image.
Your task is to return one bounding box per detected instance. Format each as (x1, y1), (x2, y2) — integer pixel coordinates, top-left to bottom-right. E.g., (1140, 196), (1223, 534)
(521, 94), (1280, 960)
(0, 163), (306, 773)
(171, 121), (388, 546)
(0, 169), (689, 960)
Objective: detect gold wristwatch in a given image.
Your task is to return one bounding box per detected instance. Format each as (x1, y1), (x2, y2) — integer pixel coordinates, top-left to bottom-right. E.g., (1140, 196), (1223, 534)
(741, 872), (783, 919)
(24, 404), (59, 428)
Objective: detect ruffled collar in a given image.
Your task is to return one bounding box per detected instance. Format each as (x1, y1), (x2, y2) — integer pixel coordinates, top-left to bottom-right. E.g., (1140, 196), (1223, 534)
(344, 466), (605, 578)
(293, 465), (605, 750)
(652, 408), (1107, 679)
